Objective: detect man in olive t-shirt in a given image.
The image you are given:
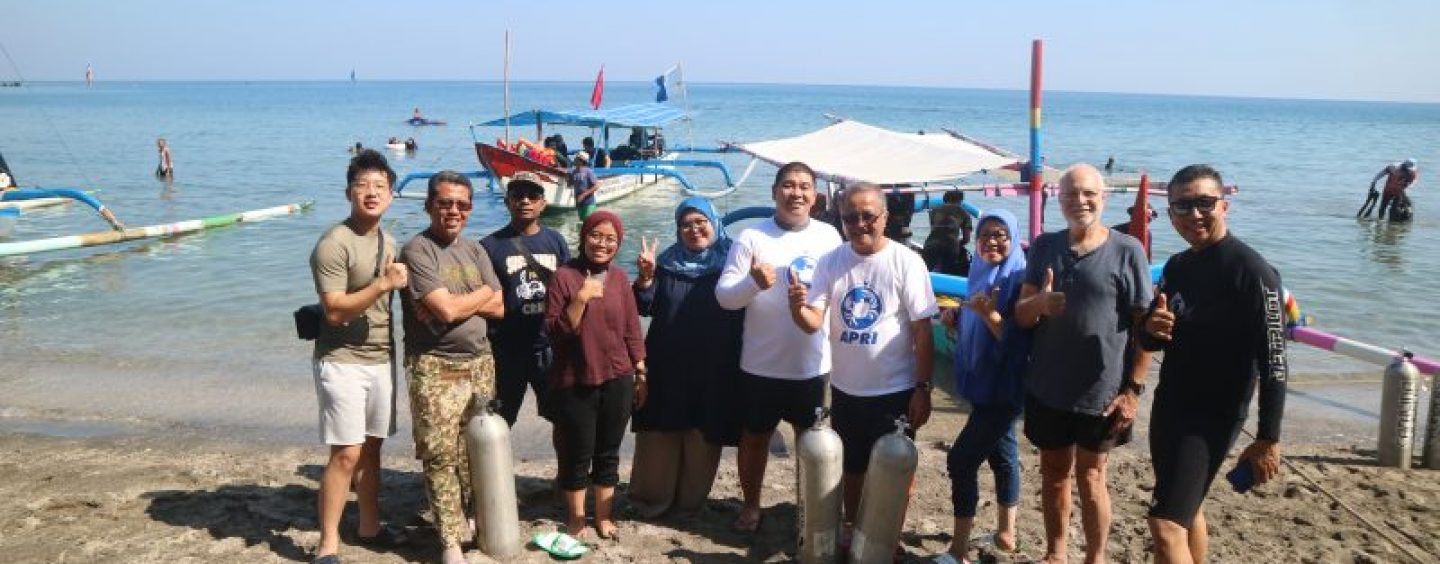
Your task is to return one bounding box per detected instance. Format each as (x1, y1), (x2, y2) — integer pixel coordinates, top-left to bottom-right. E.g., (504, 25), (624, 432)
(309, 149), (411, 561)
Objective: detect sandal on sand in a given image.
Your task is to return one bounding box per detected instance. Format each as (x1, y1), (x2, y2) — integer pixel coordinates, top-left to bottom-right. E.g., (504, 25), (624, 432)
(731, 511), (763, 534)
(931, 553), (970, 564)
(312, 555), (342, 564)
(532, 531), (590, 560)
(973, 532), (1022, 554)
(357, 524), (410, 548)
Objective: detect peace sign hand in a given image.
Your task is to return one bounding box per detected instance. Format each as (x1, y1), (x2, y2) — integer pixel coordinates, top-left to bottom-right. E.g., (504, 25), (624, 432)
(967, 286), (1001, 318)
(636, 236), (659, 283)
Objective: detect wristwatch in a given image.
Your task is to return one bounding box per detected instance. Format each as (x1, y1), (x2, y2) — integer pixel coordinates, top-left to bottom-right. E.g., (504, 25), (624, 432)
(1122, 380), (1145, 396)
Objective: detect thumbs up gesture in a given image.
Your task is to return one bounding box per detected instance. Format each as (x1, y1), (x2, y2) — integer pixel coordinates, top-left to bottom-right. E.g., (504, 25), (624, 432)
(380, 254), (409, 292)
(1039, 267), (1066, 317)
(1145, 290), (1174, 341)
(749, 251), (777, 289)
(787, 266), (808, 308)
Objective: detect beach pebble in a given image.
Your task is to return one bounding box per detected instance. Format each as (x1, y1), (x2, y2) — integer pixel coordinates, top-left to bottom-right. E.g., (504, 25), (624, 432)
(1352, 550), (1382, 564)
(1292, 515), (1314, 526)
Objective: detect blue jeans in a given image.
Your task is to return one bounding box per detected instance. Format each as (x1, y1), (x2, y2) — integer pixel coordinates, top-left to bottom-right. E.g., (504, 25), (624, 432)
(947, 402), (1021, 517)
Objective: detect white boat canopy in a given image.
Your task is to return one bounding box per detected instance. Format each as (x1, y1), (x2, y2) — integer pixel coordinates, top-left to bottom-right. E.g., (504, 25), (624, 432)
(726, 120), (1020, 186)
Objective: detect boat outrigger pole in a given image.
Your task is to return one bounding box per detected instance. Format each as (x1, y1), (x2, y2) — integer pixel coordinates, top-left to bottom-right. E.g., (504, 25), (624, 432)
(1028, 38), (1044, 243)
(1, 188), (125, 230)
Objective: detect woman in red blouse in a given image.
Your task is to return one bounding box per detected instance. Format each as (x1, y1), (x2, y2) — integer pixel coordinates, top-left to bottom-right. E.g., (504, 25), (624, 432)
(544, 210), (647, 540)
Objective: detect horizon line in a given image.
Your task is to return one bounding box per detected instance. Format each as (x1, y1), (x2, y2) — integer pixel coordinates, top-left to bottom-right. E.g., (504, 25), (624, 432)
(6, 78), (1437, 106)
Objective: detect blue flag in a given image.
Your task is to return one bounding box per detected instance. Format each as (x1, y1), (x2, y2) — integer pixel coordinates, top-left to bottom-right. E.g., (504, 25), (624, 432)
(654, 74), (668, 103)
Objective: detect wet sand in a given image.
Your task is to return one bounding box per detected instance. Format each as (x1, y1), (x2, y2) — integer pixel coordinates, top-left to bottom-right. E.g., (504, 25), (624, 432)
(3, 375), (1440, 563)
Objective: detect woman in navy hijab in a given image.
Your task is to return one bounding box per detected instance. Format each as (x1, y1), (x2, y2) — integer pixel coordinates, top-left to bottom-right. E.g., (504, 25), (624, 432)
(627, 197), (744, 518)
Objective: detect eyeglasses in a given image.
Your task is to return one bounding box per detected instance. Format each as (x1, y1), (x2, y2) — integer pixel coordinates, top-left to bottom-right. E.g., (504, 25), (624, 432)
(841, 211), (884, 226)
(433, 199), (473, 211)
(585, 232), (618, 246)
(349, 182), (391, 195)
(977, 231), (1010, 242)
(1169, 196), (1220, 215)
(508, 191), (545, 202)
(680, 218), (711, 232)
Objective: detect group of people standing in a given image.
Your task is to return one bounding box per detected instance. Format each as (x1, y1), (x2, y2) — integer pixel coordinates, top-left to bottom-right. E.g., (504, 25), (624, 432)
(937, 163), (1288, 564)
(308, 148), (1288, 564)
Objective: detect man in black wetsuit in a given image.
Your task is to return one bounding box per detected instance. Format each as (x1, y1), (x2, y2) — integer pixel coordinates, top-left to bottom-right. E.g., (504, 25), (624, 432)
(1140, 164), (1287, 564)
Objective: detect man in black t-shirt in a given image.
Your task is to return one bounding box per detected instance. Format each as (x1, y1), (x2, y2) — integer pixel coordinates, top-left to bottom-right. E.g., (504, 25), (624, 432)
(480, 172), (572, 427)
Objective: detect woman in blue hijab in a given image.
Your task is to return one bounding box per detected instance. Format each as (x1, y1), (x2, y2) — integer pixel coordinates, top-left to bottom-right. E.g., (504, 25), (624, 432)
(627, 197), (744, 518)
(940, 209), (1030, 562)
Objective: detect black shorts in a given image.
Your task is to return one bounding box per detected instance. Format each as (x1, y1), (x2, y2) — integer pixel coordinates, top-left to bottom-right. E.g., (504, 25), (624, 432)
(492, 345), (554, 425)
(1148, 409), (1244, 528)
(1023, 394), (1132, 453)
(831, 387), (916, 474)
(740, 371), (824, 434)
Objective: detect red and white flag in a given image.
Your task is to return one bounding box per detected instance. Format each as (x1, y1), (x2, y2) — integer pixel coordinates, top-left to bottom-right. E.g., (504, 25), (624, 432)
(590, 65), (605, 110)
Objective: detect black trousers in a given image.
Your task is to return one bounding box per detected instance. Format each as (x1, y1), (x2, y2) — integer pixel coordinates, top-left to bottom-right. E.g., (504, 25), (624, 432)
(553, 375), (634, 490)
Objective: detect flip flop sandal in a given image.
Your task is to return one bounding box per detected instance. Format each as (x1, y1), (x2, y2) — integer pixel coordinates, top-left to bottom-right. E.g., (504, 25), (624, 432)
(931, 553), (969, 564)
(972, 532), (1023, 554)
(731, 512), (763, 534)
(357, 524), (409, 548)
(312, 555), (342, 564)
(532, 531), (590, 560)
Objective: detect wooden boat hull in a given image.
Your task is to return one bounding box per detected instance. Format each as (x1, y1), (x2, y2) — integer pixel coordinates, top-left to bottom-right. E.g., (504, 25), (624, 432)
(475, 143), (672, 212)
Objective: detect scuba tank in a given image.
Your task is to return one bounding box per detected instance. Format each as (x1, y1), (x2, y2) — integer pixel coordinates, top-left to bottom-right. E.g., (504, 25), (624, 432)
(849, 417), (918, 563)
(1379, 354), (1419, 468)
(465, 396), (523, 558)
(796, 407), (844, 563)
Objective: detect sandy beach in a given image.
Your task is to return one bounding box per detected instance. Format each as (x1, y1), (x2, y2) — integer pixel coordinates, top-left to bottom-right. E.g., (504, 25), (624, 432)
(3, 375), (1439, 564)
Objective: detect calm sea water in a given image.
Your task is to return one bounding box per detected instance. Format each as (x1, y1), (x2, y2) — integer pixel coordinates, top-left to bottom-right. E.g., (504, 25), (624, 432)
(1, 81), (1437, 443)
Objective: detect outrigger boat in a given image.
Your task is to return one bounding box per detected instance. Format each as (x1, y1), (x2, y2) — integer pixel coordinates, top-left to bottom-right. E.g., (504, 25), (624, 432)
(0, 200), (312, 257)
(469, 103), (741, 213)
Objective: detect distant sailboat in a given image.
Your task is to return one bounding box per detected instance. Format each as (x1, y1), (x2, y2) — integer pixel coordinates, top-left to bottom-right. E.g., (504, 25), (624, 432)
(349, 69), (356, 83)
(85, 63), (94, 87)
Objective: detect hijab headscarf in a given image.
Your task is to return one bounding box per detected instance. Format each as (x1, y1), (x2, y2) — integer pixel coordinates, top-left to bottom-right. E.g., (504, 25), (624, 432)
(657, 196), (731, 278)
(578, 209), (624, 271)
(954, 209), (1029, 406)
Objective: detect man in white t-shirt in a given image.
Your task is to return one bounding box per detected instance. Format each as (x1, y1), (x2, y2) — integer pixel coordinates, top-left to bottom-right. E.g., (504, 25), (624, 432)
(716, 161), (843, 533)
(790, 183), (937, 534)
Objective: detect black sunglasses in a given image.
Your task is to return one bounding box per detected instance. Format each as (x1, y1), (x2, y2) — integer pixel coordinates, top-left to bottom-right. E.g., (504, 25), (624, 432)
(1169, 196), (1220, 215)
(841, 211), (883, 226)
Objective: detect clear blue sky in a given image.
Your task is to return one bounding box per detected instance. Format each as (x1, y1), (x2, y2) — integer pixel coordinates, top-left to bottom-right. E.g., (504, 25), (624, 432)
(5, 0), (1437, 102)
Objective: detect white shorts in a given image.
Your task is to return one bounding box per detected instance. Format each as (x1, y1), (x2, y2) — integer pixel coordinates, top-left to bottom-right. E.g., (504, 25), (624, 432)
(313, 359), (397, 445)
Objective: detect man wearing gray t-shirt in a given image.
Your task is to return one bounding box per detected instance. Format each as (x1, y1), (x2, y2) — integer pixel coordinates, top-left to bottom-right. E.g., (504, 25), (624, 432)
(399, 170), (505, 564)
(1015, 164), (1152, 564)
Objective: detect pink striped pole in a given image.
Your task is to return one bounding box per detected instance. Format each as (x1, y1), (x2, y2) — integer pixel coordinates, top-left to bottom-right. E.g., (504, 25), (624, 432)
(1290, 326), (1439, 375)
(1028, 39), (1044, 242)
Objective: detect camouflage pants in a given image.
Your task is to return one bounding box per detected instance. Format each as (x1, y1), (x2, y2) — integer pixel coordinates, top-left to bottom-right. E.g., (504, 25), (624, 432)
(406, 353), (497, 548)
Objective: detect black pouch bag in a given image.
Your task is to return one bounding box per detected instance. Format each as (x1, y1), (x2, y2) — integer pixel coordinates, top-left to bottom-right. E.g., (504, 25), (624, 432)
(295, 230), (385, 340)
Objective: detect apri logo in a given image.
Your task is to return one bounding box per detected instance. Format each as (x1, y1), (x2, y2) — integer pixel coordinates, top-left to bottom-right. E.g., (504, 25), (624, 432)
(788, 256), (818, 289)
(840, 283), (883, 331)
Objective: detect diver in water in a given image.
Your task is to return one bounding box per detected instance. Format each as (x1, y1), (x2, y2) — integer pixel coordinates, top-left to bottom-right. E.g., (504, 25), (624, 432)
(1358, 159), (1418, 220)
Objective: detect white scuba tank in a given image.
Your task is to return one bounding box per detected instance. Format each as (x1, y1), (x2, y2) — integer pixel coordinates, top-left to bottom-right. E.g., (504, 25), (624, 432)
(796, 407), (844, 563)
(1379, 354), (1419, 468)
(849, 417), (918, 563)
(465, 396), (523, 558)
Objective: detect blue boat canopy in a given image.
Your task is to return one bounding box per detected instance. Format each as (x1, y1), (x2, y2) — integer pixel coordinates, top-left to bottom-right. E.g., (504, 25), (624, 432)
(478, 103), (686, 129)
